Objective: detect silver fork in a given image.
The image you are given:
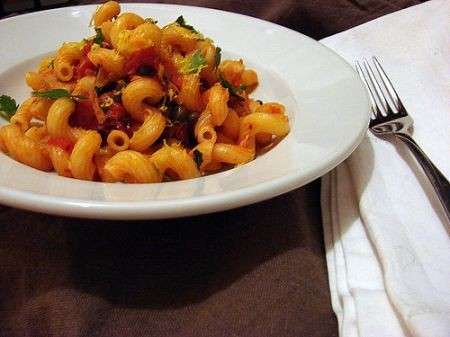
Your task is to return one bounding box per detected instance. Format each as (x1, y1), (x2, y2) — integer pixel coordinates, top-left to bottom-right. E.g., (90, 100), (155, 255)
(356, 56), (450, 222)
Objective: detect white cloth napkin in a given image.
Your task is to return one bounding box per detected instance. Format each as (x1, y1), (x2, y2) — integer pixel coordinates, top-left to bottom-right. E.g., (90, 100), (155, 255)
(319, 1), (450, 337)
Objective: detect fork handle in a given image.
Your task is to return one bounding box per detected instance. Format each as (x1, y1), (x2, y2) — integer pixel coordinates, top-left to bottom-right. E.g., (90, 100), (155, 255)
(397, 133), (450, 222)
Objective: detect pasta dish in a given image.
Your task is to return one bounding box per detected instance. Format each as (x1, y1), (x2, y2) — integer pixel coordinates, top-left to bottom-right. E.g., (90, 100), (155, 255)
(0, 1), (290, 183)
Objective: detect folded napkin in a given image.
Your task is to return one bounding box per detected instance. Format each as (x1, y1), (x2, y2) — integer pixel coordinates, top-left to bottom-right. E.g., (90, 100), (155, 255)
(320, 1), (450, 337)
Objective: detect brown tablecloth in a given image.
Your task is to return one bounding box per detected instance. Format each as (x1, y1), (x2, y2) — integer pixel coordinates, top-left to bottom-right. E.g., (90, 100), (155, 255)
(0, 1), (422, 336)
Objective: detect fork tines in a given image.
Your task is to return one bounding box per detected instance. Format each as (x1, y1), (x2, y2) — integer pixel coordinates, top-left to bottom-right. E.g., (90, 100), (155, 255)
(356, 56), (407, 122)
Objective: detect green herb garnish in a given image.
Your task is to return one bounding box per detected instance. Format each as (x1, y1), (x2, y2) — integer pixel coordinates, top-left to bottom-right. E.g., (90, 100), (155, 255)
(32, 89), (86, 100)
(175, 16), (199, 34)
(193, 149), (203, 167)
(215, 47), (222, 67)
(181, 51), (207, 74)
(219, 75), (246, 98)
(0, 95), (19, 121)
(47, 59), (55, 69)
(144, 17), (158, 24)
(93, 28), (104, 45)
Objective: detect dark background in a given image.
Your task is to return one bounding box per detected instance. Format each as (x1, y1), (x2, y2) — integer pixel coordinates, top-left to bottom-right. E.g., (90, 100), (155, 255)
(0, 0), (424, 39)
(0, 1), (424, 336)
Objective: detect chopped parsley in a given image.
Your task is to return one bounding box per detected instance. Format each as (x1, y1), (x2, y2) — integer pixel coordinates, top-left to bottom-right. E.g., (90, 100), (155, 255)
(93, 28), (104, 45)
(180, 51), (207, 74)
(219, 75), (247, 98)
(0, 95), (19, 121)
(32, 89), (86, 100)
(175, 15), (202, 36)
(215, 47), (222, 67)
(175, 16), (196, 32)
(144, 17), (158, 24)
(193, 149), (203, 167)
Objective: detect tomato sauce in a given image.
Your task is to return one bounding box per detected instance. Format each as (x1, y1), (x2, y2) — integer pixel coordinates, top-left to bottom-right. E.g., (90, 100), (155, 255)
(47, 137), (74, 152)
(69, 99), (99, 130)
(124, 48), (159, 76)
(97, 102), (133, 140)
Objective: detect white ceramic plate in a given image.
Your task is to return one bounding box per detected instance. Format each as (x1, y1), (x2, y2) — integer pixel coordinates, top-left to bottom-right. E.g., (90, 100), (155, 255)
(0, 4), (369, 219)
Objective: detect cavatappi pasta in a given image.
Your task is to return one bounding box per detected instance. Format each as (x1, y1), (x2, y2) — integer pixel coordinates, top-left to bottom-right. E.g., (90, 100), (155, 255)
(0, 1), (290, 183)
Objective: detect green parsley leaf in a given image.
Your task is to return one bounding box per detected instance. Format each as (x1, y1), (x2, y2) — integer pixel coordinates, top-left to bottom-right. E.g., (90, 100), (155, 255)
(193, 149), (203, 167)
(32, 89), (87, 100)
(32, 89), (71, 99)
(175, 15), (199, 34)
(215, 47), (222, 67)
(219, 75), (247, 98)
(144, 17), (158, 24)
(0, 95), (19, 121)
(93, 28), (104, 45)
(181, 51), (207, 74)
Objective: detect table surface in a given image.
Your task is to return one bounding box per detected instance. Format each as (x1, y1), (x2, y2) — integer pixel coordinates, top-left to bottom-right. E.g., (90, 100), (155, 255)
(0, 1), (423, 336)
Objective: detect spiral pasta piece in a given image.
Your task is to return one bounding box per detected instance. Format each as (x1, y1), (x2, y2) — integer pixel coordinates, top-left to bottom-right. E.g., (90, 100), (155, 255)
(11, 97), (52, 132)
(204, 83), (229, 126)
(151, 143), (200, 180)
(177, 74), (203, 112)
(88, 45), (125, 78)
(0, 124), (52, 171)
(48, 146), (72, 177)
(110, 12), (145, 48)
(46, 97), (76, 141)
(70, 130), (101, 180)
(238, 112), (290, 149)
(129, 109), (166, 151)
(92, 1), (121, 27)
(104, 150), (160, 183)
(54, 42), (83, 82)
(122, 77), (164, 121)
(115, 22), (162, 56)
(212, 143), (254, 165)
(194, 111), (217, 144)
(107, 130), (130, 153)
